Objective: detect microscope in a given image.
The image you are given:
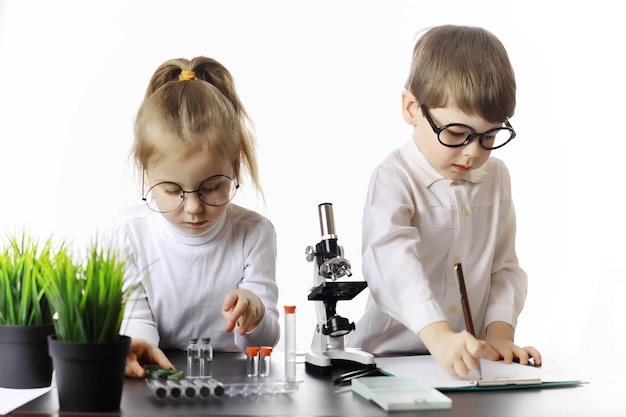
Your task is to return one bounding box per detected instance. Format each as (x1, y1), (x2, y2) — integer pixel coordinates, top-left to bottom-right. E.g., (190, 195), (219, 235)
(304, 202), (376, 375)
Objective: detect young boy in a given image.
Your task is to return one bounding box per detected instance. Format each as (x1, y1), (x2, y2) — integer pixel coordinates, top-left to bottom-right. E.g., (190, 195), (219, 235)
(346, 25), (541, 377)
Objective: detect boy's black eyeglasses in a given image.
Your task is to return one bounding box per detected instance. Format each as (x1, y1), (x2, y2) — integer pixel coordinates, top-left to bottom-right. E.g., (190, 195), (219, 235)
(142, 175), (239, 213)
(420, 105), (516, 150)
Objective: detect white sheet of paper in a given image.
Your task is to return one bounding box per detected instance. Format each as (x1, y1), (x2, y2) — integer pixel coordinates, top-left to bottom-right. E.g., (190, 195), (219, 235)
(376, 355), (580, 389)
(0, 385), (54, 415)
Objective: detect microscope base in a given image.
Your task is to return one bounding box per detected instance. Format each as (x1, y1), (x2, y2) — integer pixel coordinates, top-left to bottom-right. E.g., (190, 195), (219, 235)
(305, 348), (376, 376)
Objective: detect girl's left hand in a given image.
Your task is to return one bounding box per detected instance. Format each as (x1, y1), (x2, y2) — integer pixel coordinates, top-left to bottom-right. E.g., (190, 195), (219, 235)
(221, 289), (265, 335)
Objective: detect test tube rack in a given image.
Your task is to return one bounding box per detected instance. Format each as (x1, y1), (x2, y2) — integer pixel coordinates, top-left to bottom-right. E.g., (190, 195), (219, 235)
(146, 378), (301, 400)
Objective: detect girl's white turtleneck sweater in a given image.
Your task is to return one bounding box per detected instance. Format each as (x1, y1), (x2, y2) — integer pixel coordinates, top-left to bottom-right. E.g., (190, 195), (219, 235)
(110, 203), (280, 352)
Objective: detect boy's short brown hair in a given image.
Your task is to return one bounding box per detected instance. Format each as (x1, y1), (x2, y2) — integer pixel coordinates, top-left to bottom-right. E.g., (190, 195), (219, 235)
(404, 25), (515, 123)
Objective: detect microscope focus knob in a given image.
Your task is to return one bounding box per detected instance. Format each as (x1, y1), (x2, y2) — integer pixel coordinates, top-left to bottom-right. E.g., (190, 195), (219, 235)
(322, 316), (356, 337)
(305, 245), (316, 262)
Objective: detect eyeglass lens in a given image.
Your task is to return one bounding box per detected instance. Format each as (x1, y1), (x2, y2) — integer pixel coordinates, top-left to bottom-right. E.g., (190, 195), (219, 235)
(144, 176), (237, 213)
(438, 125), (512, 150)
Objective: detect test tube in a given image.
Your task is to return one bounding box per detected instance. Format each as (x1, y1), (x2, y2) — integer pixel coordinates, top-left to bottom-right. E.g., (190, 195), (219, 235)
(180, 379), (197, 399)
(246, 346), (260, 377)
(145, 378), (168, 400)
(284, 305), (296, 381)
(259, 346), (273, 377)
(193, 379), (211, 399)
(166, 380), (182, 399)
(208, 378), (225, 397)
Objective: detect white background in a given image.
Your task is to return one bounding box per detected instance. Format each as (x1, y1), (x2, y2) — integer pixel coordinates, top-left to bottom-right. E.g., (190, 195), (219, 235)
(1, 0), (624, 357)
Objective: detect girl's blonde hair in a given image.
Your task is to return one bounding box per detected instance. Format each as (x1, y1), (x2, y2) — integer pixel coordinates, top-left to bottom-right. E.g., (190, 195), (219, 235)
(133, 56), (262, 195)
(405, 25), (516, 123)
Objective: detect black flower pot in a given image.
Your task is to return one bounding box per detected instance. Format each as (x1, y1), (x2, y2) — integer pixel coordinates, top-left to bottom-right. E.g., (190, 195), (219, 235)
(0, 324), (55, 388)
(47, 334), (130, 412)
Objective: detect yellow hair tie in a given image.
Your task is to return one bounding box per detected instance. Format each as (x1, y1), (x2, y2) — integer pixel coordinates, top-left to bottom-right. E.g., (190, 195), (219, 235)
(179, 70), (196, 81)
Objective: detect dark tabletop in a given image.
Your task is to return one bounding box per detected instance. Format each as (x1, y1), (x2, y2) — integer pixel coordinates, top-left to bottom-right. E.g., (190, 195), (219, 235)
(12, 349), (626, 417)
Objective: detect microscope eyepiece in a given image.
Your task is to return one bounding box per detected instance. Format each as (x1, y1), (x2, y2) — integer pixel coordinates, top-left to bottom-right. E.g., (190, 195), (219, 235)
(313, 203), (351, 279)
(318, 203), (337, 240)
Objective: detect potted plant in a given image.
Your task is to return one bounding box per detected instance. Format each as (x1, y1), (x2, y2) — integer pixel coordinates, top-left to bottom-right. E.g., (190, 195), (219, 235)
(42, 240), (132, 412)
(0, 232), (57, 389)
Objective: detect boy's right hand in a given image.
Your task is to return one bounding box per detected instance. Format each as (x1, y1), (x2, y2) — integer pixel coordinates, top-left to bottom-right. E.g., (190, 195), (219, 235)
(125, 338), (175, 378)
(419, 321), (497, 377)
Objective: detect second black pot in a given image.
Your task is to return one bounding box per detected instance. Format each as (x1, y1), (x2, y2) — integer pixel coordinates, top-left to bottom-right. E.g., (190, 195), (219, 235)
(47, 334), (130, 412)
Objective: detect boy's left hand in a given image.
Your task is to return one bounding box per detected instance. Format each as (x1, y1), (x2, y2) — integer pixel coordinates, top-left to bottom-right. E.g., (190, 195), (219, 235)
(221, 289), (265, 335)
(487, 338), (542, 366)
(485, 321), (542, 366)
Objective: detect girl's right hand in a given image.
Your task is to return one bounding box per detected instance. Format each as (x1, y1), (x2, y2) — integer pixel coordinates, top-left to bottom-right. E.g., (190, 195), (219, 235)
(221, 289), (265, 335)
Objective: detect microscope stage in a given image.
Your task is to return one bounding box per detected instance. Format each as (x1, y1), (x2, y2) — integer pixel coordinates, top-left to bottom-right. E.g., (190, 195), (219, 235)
(308, 281), (368, 301)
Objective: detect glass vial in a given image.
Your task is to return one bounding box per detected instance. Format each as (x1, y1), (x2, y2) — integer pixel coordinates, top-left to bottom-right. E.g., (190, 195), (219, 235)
(187, 337), (200, 378)
(284, 305), (296, 381)
(200, 337), (214, 378)
(246, 346), (260, 377)
(259, 346), (272, 377)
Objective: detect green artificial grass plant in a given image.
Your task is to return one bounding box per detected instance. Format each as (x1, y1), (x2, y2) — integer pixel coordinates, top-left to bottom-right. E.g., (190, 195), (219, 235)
(0, 233), (55, 326)
(41, 241), (131, 343)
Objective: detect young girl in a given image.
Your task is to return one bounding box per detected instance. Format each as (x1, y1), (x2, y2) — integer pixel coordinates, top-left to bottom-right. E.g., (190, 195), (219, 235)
(346, 25), (541, 377)
(111, 56), (280, 378)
